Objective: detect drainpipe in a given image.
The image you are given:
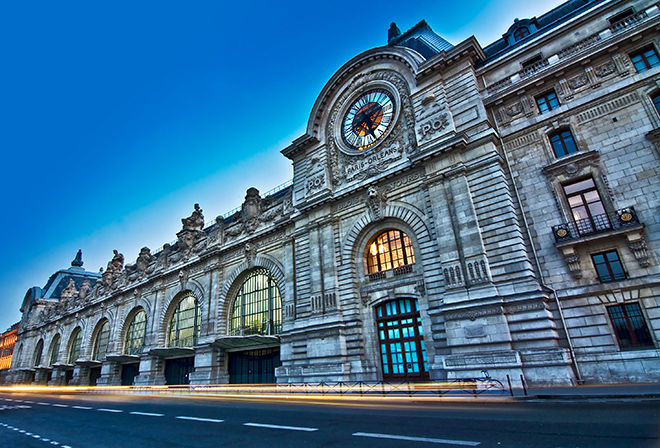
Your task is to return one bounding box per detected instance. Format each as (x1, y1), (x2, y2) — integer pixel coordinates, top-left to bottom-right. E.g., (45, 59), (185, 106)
(493, 120), (583, 384)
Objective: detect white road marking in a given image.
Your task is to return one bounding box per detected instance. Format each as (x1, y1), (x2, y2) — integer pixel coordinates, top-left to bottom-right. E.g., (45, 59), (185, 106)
(72, 406), (93, 410)
(50, 442), (60, 446)
(244, 422), (318, 432)
(130, 411), (164, 417)
(23, 401), (34, 404)
(37, 402), (51, 406)
(352, 432), (481, 446)
(175, 416), (224, 423)
(52, 404), (69, 408)
(98, 408), (123, 413)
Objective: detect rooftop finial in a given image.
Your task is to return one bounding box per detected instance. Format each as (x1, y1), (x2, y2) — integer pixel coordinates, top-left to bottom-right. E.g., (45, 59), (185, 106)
(71, 249), (83, 267)
(388, 22), (402, 42)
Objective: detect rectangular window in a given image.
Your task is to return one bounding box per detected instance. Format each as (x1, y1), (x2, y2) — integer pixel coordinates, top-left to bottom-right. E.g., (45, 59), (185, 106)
(607, 303), (654, 349)
(549, 130), (578, 157)
(536, 90), (560, 114)
(630, 46), (660, 73)
(591, 250), (626, 282)
(563, 177), (610, 235)
(608, 8), (634, 26)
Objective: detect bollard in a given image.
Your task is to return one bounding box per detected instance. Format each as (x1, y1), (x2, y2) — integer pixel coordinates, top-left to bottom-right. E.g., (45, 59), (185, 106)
(506, 374), (514, 396)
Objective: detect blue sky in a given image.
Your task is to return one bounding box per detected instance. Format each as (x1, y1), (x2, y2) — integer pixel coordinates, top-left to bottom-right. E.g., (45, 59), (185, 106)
(0, 0), (566, 332)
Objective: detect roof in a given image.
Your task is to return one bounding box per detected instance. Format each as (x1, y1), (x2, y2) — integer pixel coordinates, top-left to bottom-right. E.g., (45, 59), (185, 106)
(481, 0), (606, 62)
(387, 20), (454, 59)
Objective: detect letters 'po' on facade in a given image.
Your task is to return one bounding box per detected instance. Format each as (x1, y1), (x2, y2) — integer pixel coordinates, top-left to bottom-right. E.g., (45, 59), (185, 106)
(7, 0), (660, 387)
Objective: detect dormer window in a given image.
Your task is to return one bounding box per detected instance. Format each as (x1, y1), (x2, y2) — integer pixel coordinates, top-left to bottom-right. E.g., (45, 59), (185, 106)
(608, 8), (634, 29)
(513, 27), (530, 42)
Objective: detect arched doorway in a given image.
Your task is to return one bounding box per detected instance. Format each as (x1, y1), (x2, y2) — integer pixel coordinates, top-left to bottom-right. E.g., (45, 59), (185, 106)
(375, 298), (428, 382)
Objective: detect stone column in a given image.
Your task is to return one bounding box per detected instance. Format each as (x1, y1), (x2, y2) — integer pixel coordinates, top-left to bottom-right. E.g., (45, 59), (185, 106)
(189, 344), (223, 384)
(134, 356), (165, 385)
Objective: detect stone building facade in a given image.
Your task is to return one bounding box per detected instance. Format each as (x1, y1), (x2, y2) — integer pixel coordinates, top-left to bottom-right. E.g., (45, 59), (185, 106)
(8, 0), (660, 387)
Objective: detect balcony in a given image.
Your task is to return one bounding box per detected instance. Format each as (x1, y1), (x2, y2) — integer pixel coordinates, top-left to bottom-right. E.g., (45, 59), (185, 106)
(552, 207), (640, 243)
(551, 207), (648, 278)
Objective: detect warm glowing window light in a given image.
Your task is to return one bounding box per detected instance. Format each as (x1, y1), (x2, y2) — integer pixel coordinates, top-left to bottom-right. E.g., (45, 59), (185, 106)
(367, 229), (415, 274)
(230, 269), (282, 336)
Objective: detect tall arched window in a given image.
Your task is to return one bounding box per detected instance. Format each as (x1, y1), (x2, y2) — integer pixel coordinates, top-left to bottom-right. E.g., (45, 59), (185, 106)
(367, 229), (416, 274)
(168, 293), (200, 347)
(92, 320), (110, 361)
(33, 339), (44, 367)
(68, 328), (82, 364)
(230, 269), (282, 336)
(49, 335), (60, 366)
(125, 309), (147, 355)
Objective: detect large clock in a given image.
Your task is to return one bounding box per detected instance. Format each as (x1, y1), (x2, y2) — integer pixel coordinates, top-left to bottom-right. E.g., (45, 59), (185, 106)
(342, 89), (395, 151)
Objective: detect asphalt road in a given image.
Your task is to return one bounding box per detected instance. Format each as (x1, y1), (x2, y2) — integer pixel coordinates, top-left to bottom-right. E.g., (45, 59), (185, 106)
(0, 392), (658, 447)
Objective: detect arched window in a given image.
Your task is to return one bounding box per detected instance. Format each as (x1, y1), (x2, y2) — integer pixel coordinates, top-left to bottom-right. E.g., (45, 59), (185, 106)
(92, 320), (110, 361)
(125, 309), (147, 355)
(168, 293), (200, 347)
(230, 269), (282, 336)
(33, 339), (44, 367)
(513, 27), (530, 42)
(367, 229), (416, 274)
(49, 335), (60, 366)
(68, 328), (82, 364)
(549, 129), (578, 158)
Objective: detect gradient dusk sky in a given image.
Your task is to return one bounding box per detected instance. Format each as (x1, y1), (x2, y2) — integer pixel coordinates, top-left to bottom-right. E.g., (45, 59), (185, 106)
(0, 0), (566, 331)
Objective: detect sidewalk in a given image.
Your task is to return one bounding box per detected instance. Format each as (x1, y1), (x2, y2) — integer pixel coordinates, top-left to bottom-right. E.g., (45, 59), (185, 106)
(516, 383), (660, 400)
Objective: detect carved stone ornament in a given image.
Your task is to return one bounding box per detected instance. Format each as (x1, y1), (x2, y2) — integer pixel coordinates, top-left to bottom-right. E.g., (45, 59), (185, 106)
(595, 61), (616, 78)
(626, 230), (650, 267)
(60, 278), (78, 300)
(207, 216), (225, 246)
(559, 246), (582, 279)
(366, 185), (387, 220)
(416, 93), (452, 142)
(568, 73), (588, 89)
(102, 250), (124, 289)
(125, 247), (156, 282)
(78, 280), (92, 302)
(178, 269), (189, 289)
(182, 203), (204, 231)
(225, 187), (292, 238)
(326, 70), (416, 187)
(242, 188), (262, 234)
(505, 102), (523, 117)
(244, 243), (257, 267)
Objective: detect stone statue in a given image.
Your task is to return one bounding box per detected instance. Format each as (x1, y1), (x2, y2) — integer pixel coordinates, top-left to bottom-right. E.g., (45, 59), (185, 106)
(107, 249), (124, 273)
(78, 280), (92, 301)
(71, 249), (83, 267)
(182, 203), (205, 231)
(60, 278), (78, 300)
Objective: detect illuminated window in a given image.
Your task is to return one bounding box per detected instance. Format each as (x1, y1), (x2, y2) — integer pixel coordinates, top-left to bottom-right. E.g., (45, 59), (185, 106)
(230, 269), (282, 336)
(33, 339), (44, 366)
(549, 129), (578, 158)
(607, 303), (654, 349)
(591, 250), (626, 283)
(92, 320), (110, 361)
(630, 46), (660, 73)
(68, 328), (82, 364)
(49, 335), (61, 366)
(125, 309), (147, 355)
(367, 229), (415, 274)
(168, 293), (200, 347)
(513, 26), (529, 42)
(536, 90), (560, 114)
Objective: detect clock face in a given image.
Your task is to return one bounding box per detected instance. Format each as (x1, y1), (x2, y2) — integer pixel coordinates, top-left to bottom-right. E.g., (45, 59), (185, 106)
(342, 89), (395, 151)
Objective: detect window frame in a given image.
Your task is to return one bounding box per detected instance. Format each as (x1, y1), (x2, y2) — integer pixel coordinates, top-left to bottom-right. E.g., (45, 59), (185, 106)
(562, 176), (611, 235)
(92, 320), (110, 361)
(513, 27), (530, 42)
(125, 309), (147, 355)
(630, 45), (660, 73)
(168, 293), (201, 348)
(606, 302), (654, 349)
(549, 129), (579, 158)
(229, 269), (282, 337)
(49, 335), (61, 366)
(536, 89), (560, 114)
(68, 328), (82, 364)
(33, 339), (44, 367)
(591, 250), (626, 283)
(652, 92), (660, 116)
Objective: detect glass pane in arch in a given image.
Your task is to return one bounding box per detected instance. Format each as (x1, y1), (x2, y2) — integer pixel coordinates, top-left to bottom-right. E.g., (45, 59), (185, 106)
(125, 310), (147, 355)
(168, 293), (200, 347)
(92, 321), (110, 361)
(49, 335), (60, 366)
(34, 340), (44, 366)
(230, 269), (282, 336)
(69, 329), (82, 363)
(367, 229), (415, 274)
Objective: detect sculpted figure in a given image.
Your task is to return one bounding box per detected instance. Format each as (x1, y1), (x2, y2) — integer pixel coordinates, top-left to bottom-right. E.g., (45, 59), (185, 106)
(182, 203), (205, 231)
(78, 280), (92, 301)
(60, 278), (78, 299)
(107, 249), (124, 274)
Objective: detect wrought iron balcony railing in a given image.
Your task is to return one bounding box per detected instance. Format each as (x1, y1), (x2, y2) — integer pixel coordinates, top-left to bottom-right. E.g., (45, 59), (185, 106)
(552, 207), (641, 243)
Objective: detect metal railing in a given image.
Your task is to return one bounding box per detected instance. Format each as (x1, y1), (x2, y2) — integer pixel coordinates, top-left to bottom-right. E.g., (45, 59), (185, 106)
(552, 207), (640, 243)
